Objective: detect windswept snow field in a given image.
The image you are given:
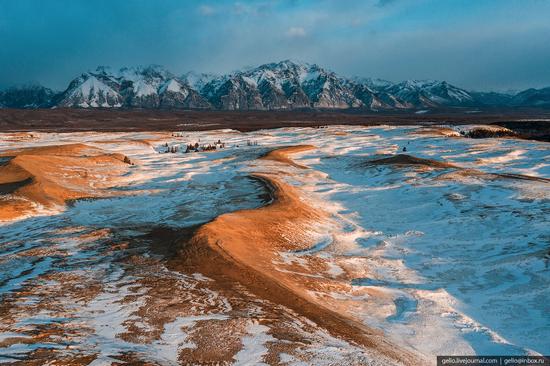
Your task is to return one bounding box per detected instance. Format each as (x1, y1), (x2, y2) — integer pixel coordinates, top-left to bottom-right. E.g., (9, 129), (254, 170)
(0, 125), (548, 365)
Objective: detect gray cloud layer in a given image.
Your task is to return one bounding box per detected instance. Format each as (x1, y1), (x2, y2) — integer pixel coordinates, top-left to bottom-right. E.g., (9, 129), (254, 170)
(1, 0), (549, 91)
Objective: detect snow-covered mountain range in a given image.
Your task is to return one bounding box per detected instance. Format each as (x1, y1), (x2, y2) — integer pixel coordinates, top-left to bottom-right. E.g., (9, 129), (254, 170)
(54, 65), (209, 109)
(2, 60), (549, 110)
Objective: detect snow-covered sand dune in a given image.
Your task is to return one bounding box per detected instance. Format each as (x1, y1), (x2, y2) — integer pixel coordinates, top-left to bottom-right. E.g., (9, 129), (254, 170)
(0, 125), (548, 364)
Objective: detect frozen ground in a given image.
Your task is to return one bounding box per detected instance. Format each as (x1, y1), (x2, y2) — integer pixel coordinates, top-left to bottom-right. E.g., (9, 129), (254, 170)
(0, 125), (548, 364)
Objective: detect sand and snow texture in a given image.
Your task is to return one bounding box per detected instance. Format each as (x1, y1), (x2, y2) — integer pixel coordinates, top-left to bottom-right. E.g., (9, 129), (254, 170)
(0, 125), (548, 364)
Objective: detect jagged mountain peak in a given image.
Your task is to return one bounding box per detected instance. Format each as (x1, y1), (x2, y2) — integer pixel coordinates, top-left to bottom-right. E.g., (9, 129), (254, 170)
(86, 65), (174, 82)
(48, 63), (481, 110)
(181, 71), (220, 90)
(353, 77), (393, 89)
(194, 59), (358, 110)
(92, 65), (113, 75)
(118, 64), (173, 80)
(255, 59), (314, 71)
(235, 60), (337, 93)
(3, 61), (549, 110)
(241, 60), (328, 78)
(396, 79), (438, 89)
(381, 78), (474, 107)
(55, 64), (209, 109)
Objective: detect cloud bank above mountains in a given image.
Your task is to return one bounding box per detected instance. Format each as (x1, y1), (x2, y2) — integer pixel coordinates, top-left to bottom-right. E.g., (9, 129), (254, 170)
(1, 0), (549, 91)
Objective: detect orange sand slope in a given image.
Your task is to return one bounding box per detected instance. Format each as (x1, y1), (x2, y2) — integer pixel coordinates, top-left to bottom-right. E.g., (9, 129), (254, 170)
(0, 143), (130, 221)
(260, 144), (315, 169)
(367, 154), (458, 169)
(368, 153), (550, 183)
(180, 146), (424, 365)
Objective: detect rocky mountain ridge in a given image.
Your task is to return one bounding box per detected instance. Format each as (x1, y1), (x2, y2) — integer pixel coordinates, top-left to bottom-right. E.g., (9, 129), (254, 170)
(2, 60), (549, 110)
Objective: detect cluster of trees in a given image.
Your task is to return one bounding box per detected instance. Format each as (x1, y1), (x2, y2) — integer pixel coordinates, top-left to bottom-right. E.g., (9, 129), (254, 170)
(460, 127), (517, 139)
(185, 142), (201, 153)
(185, 140), (226, 153)
(161, 138), (241, 154)
(163, 143), (180, 153)
(161, 140), (225, 154)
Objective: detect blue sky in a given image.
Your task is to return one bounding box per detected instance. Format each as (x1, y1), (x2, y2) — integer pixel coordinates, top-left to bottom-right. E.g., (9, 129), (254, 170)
(1, 0), (549, 91)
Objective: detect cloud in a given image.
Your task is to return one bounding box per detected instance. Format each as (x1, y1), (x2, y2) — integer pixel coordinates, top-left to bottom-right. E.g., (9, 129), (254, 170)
(286, 26), (306, 38)
(2, 0), (550, 91)
(198, 5), (216, 16)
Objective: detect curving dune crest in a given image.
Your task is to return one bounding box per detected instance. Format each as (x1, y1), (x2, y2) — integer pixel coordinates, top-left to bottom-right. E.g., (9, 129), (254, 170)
(177, 146), (423, 365)
(366, 154), (458, 169)
(1, 127), (546, 364)
(0, 143), (131, 220)
(260, 144), (315, 169)
(367, 153), (550, 184)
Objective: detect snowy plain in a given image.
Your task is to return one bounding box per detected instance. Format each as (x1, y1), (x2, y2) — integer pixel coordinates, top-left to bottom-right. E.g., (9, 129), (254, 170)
(0, 125), (548, 364)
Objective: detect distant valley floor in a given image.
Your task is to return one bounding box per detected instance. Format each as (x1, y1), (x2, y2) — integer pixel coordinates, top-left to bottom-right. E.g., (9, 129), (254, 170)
(0, 108), (549, 140)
